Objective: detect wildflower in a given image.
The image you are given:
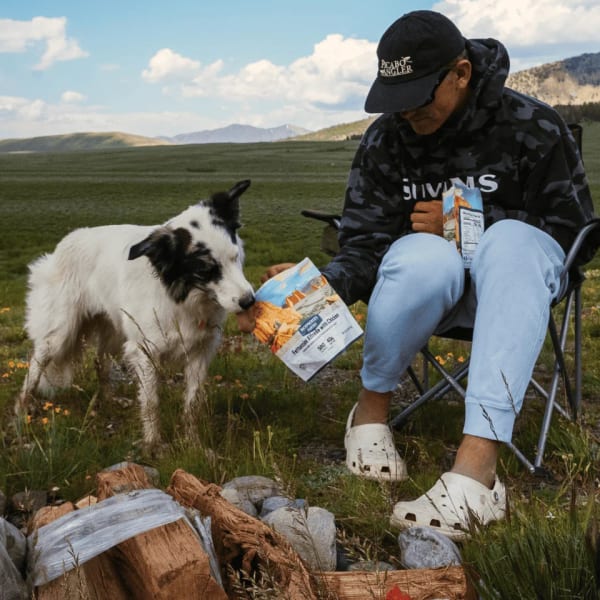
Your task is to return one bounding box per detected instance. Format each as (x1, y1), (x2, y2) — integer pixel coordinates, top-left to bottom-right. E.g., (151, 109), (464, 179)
(43, 401), (53, 411)
(457, 356), (466, 363)
(41, 417), (49, 425)
(8, 360), (15, 369)
(54, 407), (62, 414)
(63, 409), (70, 416)
(26, 415), (32, 424)
(213, 374), (223, 382)
(240, 393), (250, 400)
(435, 355), (446, 365)
(1, 373), (9, 379)
(0, 307), (10, 314)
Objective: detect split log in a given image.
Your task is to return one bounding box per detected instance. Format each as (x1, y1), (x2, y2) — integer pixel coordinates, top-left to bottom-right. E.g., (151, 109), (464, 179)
(167, 468), (319, 600)
(318, 567), (476, 600)
(95, 463), (227, 600)
(31, 502), (90, 600)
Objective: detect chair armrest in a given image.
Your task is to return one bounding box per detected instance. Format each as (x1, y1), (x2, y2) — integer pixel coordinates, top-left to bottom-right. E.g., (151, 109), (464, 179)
(300, 209), (341, 229)
(563, 218), (600, 273)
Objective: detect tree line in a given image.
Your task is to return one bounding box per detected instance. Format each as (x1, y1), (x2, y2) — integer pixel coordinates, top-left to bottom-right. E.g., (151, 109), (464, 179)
(554, 102), (600, 123)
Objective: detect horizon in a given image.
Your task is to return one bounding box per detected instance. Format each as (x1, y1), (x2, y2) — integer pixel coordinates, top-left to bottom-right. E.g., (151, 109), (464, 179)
(1, 0), (600, 141)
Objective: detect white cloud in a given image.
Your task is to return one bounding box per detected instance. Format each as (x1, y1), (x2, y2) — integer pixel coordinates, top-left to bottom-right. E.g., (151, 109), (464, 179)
(141, 48), (204, 83)
(144, 34), (376, 111)
(435, 0), (600, 45)
(61, 91), (86, 103)
(0, 16), (88, 70)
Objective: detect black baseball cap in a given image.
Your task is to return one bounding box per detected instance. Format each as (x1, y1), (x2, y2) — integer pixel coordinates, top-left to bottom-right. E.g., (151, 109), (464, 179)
(365, 10), (466, 113)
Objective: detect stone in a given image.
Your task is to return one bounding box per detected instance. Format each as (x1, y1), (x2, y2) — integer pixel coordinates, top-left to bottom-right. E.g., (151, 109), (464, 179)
(348, 560), (395, 572)
(219, 488), (257, 517)
(259, 495), (294, 518)
(221, 475), (282, 507)
(397, 526), (462, 569)
(262, 505), (336, 572)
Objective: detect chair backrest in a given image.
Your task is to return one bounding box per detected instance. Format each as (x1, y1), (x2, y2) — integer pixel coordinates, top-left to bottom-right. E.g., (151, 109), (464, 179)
(568, 122), (583, 154)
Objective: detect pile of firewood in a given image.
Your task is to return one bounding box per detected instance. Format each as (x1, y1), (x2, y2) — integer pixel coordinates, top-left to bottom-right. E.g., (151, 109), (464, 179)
(23, 463), (473, 600)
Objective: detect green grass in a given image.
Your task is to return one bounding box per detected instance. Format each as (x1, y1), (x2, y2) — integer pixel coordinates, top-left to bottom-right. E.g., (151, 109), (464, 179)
(1, 129), (600, 597)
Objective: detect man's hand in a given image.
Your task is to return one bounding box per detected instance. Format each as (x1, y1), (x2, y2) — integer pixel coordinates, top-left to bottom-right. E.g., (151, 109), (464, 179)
(236, 262), (296, 333)
(236, 304), (258, 333)
(261, 263), (295, 283)
(410, 200), (443, 236)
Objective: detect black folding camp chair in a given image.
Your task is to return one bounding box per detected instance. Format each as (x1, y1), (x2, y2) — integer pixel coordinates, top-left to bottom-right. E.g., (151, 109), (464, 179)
(302, 123), (599, 475)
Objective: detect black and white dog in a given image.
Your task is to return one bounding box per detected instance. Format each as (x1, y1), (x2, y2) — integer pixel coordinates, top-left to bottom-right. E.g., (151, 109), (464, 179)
(17, 180), (255, 446)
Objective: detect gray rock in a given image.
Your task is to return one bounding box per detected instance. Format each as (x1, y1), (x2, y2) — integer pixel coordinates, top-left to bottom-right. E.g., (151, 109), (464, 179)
(262, 506), (336, 571)
(11, 490), (47, 516)
(0, 518), (27, 599)
(348, 560), (395, 572)
(0, 518), (26, 571)
(259, 495), (294, 518)
(398, 526), (462, 569)
(219, 488), (258, 517)
(222, 475), (282, 507)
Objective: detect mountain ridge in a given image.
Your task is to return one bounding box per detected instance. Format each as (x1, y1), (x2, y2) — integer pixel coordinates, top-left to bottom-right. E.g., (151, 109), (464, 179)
(1, 51), (598, 152)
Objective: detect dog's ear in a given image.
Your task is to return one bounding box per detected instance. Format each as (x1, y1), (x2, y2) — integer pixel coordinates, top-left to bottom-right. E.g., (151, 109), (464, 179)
(129, 227), (196, 303)
(128, 227), (191, 263)
(206, 179), (250, 240)
(227, 179), (251, 200)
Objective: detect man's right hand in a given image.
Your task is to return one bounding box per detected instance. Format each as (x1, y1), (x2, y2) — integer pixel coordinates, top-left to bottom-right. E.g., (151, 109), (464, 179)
(260, 262), (295, 283)
(236, 262), (296, 333)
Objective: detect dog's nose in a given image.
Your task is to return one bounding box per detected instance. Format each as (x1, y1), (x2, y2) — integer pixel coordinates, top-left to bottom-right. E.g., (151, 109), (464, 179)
(238, 292), (255, 311)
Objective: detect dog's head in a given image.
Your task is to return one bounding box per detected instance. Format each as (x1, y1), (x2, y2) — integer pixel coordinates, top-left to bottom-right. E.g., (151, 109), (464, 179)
(128, 180), (255, 312)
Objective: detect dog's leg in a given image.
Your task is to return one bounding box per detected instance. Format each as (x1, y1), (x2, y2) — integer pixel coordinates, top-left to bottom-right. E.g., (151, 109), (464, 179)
(124, 342), (162, 448)
(15, 346), (51, 416)
(182, 353), (210, 442)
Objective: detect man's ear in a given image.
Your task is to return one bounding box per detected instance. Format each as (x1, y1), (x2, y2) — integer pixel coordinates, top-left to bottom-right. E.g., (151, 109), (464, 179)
(454, 59), (472, 89)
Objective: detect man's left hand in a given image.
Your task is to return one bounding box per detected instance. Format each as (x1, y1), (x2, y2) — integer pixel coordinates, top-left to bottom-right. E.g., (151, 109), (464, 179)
(410, 200), (443, 236)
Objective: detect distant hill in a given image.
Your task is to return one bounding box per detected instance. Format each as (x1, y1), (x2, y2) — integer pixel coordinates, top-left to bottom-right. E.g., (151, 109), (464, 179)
(2, 52), (599, 152)
(166, 123), (311, 144)
(507, 52), (600, 105)
(290, 52), (600, 142)
(0, 131), (167, 153)
(290, 117), (377, 141)
(0, 124), (312, 153)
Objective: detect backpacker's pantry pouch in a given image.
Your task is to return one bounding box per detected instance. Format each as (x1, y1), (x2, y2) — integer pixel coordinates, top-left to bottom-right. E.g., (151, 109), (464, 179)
(252, 258), (363, 381)
(442, 183), (484, 268)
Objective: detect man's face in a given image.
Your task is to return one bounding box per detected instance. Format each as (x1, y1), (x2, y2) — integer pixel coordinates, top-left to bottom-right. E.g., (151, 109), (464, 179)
(399, 60), (471, 135)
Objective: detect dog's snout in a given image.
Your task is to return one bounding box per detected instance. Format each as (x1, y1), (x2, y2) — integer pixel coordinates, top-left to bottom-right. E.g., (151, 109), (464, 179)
(238, 292), (255, 311)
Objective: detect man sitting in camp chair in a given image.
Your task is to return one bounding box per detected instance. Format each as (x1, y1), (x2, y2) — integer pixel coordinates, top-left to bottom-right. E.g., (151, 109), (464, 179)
(238, 10), (596, 540)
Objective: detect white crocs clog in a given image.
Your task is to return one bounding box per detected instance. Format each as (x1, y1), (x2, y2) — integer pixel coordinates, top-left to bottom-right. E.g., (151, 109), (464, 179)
(390, 471), (506, 540)
(344, 403), (408, 481)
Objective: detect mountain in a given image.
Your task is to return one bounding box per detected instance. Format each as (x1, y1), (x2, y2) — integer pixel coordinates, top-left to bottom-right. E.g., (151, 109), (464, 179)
(290, 117), (377, 142)
(507, 52), (600, 105)
(168, 123), (311, 144)
(289, 52), (600, 142)
(0, 131), (167, 153)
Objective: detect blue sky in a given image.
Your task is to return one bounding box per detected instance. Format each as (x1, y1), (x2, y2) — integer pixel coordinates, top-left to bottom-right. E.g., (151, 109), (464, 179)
(1, 0), (599, 139)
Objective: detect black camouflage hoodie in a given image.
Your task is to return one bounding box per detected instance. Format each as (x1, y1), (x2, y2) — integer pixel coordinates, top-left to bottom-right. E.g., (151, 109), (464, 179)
(321, 38), (595, 305)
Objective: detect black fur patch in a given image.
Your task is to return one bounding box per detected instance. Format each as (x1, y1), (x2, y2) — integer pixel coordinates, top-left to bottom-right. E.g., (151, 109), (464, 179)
(208, 191), (240, 243)
(129, 227), (222, 303)
(190, 220), (200, 229)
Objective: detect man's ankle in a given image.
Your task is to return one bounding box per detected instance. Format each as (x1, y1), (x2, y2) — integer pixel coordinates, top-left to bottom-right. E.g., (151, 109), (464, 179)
(352, 389), (392, 426)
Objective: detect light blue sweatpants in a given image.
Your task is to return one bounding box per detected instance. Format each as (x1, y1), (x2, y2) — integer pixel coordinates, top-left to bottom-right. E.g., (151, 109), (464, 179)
(361, 220), (566, 443)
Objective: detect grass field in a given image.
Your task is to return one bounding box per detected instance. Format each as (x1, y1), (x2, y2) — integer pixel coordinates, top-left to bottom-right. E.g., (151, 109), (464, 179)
(1, 123), (600, 596)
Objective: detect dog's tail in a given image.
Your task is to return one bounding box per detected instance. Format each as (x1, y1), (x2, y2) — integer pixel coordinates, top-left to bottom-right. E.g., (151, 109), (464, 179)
(23, 250), (85, 394)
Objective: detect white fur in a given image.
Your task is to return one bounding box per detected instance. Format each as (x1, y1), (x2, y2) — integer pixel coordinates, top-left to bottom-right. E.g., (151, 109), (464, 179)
(17, 185), (254, 446)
